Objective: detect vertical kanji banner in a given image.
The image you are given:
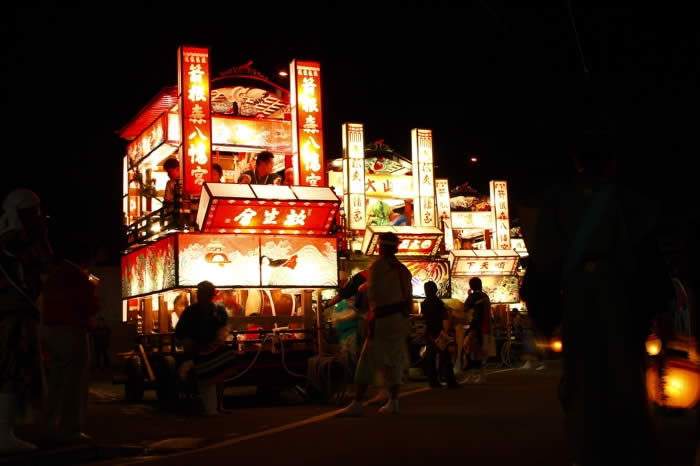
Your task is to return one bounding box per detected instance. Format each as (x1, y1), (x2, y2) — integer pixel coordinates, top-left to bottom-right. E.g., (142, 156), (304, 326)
(290, 60), (325, 186)
(411, 128), (436, 227)
(342, 122), (366, 230)
(178, 46), (212, 196)
(490, 180), (511, 250)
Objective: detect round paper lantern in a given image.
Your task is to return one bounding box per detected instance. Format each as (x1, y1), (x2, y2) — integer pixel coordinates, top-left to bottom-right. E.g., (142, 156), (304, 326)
(647, 357), (700, 409)
(645, 334), (662, 356)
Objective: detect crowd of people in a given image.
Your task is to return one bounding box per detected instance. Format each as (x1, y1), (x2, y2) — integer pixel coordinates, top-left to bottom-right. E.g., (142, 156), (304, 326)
(162, 150), (288, 208)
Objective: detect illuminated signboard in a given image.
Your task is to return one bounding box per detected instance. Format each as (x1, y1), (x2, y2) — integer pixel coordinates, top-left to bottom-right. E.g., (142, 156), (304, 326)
(449, 249), (519, 276)
(179, 46), (212, 196)
(361, 225), (443, 256)
(197, 183), (339, 234)
(121, 236), (176, 298)
(179, 233), (338, 288)
(451, 211), (494, 230)
(127, 113), (168, 166)
(211, 117), (292, 152)
(343, 123), (366, 230)
(452, 275), (520, 303)
(411, 129), (436, 227)
(435, 178), (453, 251)
(290, 60), (325, 186)
(435, 179), (451, 221)
(490, 180), (511, 250)
(329, 171), (414, 200)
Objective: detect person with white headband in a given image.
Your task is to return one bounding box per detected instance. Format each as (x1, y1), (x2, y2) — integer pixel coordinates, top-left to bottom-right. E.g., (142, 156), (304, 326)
(0, 188), (53, 452)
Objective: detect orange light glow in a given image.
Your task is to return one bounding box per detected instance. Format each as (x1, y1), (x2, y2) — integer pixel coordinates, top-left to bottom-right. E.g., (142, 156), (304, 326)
(551, 339), (563, 352)
(646, 334), (662, 356)
(647, 357), (700, 409)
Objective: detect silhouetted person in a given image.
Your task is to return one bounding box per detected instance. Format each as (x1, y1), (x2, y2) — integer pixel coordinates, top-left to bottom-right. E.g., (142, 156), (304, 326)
(522, 126), (674, 466)
(42, 237), (100, 442)
(175, 281), (233, 414)
(463, 277), (492, 384)
(163, 157), (181, 205)
(0, 189), (53, 452)
(337, 232), (412, 416)
(421, 281), (458, 388)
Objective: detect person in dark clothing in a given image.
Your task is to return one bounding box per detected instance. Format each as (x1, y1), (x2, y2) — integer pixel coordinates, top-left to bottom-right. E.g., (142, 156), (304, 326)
(212, 163), (223, 182)
(421, 281), (458, 388)
(323, 269), (369, 316)
(463, 277), (492, 384)
(0, 189), (53, 452)
(521, 126), (675, 466)
(43, 238), (99, 441)
(237, 151), (281, 185)
(175, 281), (234, 414)
(91, 317), (110, 369)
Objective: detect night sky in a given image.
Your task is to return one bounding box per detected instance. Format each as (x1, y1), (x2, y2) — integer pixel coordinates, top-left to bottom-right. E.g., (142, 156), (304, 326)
(2, 6), (696, 264)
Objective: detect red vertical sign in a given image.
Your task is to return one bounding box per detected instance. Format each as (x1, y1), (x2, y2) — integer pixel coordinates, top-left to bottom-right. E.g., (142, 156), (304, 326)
(290, 60), (325, 186)
(178, 46), (212, 196)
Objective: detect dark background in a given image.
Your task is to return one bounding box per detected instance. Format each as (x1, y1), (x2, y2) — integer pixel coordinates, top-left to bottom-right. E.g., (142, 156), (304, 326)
(1, 6), (696, 264)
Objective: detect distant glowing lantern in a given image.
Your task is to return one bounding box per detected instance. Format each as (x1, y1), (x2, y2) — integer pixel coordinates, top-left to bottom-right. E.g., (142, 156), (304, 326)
(645, 334), (662, 356)
(646, 357), (700, 409)
(550, 338), (563, 353)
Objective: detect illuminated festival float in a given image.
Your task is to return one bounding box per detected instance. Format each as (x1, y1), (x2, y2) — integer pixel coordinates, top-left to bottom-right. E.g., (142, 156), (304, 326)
(328, 127), (528, 372)
(442, 180), (527, 368)
(117, 46), (338, 401)
(327, 126), (448, 299)
(327, 125), (448, 369)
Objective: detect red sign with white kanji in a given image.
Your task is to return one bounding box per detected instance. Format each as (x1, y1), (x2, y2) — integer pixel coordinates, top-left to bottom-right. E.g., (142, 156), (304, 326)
(179, 46), (212, 196)
(202, 200), (337, 235)
(291, 60), (325, 187)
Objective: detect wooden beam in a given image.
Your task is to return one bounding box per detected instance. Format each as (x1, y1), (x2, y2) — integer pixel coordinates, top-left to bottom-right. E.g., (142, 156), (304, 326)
(143, 297), (153, 334)
(158, 295), (169, 335)
(138, 343), (156, 382)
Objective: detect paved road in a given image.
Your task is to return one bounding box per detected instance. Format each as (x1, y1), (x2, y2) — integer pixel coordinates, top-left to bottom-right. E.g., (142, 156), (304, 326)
(6, 363), (697, 466)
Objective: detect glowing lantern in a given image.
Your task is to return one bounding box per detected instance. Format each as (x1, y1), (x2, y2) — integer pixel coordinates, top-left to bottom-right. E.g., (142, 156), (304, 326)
(550, 338), (563, 353)
(645, 334), (662, 356)
(647, 357), (700, 409)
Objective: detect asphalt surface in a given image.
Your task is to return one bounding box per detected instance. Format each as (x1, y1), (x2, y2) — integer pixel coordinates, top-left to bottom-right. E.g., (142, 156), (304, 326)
(4, 361), (698, 466)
